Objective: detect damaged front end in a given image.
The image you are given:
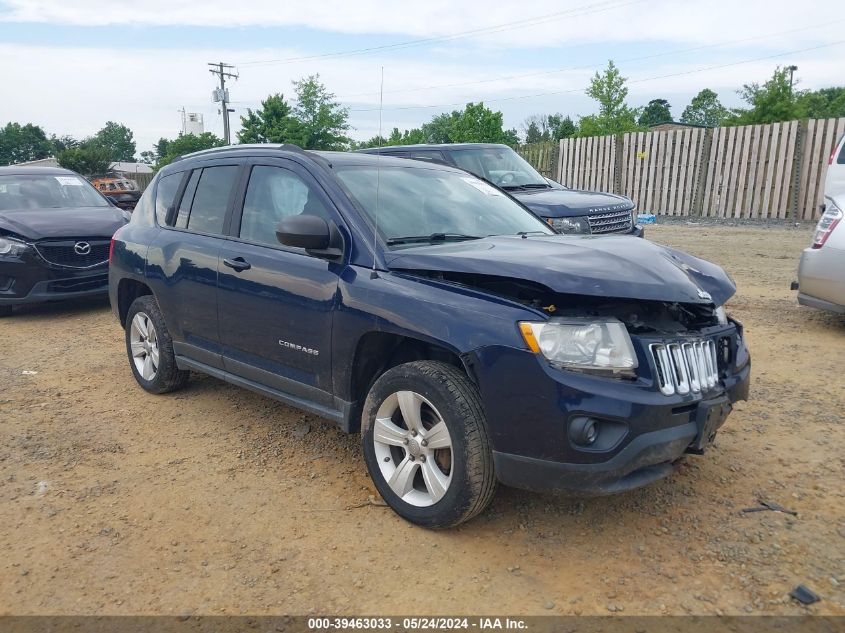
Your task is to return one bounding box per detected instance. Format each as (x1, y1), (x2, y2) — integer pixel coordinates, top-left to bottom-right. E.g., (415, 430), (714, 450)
(385, 238), (751, 495)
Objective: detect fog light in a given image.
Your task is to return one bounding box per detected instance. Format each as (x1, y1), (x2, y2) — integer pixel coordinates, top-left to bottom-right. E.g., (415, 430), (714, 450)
(570, 416), (599, 446)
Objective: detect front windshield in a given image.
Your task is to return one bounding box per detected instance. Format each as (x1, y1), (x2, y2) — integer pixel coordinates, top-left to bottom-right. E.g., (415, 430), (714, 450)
(450, 147), (548, 188)
(0, 174), (109, 210)
(335, 165), (554, 247)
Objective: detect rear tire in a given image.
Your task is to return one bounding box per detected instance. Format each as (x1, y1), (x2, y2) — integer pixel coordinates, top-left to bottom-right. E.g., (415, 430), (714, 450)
(125, 295), (189, 394)
(361, 360), (496, 528)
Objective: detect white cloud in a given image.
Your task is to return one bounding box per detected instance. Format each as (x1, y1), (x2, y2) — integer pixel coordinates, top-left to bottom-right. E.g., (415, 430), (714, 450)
(2, 0), (843, 48)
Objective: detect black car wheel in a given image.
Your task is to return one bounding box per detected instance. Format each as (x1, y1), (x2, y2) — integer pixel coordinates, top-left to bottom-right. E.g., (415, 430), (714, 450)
(361, 361), (496, 528)
(125, 295), (189, 394)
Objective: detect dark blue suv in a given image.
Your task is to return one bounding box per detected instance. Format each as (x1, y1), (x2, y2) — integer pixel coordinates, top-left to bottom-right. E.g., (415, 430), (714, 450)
(109, 145), (750, 528)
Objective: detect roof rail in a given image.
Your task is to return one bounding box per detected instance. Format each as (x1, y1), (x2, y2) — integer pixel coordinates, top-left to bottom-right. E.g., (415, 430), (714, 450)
(172, 143), (306, 163)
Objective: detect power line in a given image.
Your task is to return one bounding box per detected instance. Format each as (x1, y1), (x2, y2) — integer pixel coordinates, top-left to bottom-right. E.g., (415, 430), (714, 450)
(235, 0), (646, 67)
(347, 39), (845, 113)
(337, 18), (845, 101)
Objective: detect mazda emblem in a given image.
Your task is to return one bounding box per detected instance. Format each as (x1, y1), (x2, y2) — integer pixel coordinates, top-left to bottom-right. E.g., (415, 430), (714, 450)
(74, 241), (91, 255)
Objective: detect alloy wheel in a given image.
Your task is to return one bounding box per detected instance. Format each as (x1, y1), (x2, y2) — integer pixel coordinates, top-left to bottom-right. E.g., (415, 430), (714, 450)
(372, 390), (454, 507)
(129, 312), (159, 381)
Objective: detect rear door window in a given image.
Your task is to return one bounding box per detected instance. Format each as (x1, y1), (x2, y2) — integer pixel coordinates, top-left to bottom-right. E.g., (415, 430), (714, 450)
(178, 166), (239, 235)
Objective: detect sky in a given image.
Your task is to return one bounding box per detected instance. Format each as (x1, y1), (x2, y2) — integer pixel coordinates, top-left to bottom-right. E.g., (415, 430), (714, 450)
(1, 0), (844, 155)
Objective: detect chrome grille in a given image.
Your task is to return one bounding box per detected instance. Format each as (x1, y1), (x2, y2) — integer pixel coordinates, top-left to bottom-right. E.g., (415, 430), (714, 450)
(650, 340), (719, 396)
(587, 208), (633, 234)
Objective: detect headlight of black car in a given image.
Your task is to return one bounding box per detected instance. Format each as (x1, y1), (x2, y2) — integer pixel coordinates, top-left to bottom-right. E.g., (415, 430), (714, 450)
(547, 216), (590, 234)
(0, 236), (30, 258)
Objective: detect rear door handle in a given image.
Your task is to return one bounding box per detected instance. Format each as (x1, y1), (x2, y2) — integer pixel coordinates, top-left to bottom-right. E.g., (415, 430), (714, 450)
(223, 257), (251, 272)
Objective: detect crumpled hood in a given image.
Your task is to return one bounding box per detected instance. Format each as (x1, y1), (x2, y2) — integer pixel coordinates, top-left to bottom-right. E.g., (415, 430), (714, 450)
(0, 207), (129, 241)
(514, 188), (633, 219)
(385, 234), (735, 306)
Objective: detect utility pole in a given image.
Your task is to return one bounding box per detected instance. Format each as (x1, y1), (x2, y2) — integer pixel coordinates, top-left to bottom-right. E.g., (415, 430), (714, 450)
(787, 65), (798, 95)
(208, 62), (238, 144)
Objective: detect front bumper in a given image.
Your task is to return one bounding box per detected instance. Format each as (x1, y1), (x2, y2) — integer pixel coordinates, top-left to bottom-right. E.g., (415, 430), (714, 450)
(0, 253), (109, 306)
(473, 324), (750, 495)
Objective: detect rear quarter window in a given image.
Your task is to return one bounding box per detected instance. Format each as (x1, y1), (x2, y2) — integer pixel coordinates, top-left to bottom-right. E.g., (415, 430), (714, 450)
(838, 136), (845, 164)
(155, 172), (182, 225)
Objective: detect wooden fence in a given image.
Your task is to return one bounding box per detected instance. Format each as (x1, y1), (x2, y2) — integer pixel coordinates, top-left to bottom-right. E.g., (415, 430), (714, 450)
(517, 117), (845, 220)
(515, 141), (558, 178)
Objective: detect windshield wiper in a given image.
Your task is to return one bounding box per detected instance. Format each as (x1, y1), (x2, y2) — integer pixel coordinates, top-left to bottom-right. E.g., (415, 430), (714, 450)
(520, 183), (552, 189)
(386, 233), (482, 245)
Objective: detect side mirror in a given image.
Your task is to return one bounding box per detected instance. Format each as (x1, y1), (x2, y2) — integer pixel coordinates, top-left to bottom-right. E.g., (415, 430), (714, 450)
(276, 215), (343, 260)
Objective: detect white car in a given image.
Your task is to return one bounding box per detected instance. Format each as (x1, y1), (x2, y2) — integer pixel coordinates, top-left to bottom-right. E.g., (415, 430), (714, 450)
(825, 133), (845, 199)
(796, 194), (845, 314)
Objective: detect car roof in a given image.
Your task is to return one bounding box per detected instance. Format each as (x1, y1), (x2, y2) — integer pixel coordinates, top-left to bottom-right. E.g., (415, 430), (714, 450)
(0, 166), (81, 176)
(357, 143), (511, 153)
(164, 144), (463, 174)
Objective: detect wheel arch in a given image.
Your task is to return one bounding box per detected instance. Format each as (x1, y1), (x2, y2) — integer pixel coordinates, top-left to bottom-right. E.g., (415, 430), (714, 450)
(344, 331), (476, 433)
(117, 278), (154, 327)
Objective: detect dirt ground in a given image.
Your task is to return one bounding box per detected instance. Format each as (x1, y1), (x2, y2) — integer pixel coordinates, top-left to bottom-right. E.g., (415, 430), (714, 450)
(1, 223), (844, 617)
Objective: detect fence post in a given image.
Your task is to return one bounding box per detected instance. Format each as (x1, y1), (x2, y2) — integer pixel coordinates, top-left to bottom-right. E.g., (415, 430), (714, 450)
(692, 128), (714, 217)
(789, 119), (808, 222)
(613, 133), (624, 195)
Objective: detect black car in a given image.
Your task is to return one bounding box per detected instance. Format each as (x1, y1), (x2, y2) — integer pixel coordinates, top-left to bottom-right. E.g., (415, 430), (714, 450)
(358, 143), (643, 237)
(0, 166), (129, 316)
(109, 144), (749, 528)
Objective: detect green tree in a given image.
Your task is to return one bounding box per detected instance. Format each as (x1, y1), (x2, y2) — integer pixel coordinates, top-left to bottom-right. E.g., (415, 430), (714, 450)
(680, 89), (729, 127)
(237, 93), (305, 145)
(92, 121), (136, 162)
(56, 145), (112, 177)
(442, 103), (519, 145)
(578, 61), (641, 136)
(728, 66), (803, 125)
(292, 75), (351, 150)
(638, 99), (673, 127)
(546, 114), (578, 140)
(797, 87), (845, 119)
(0, 122), (53, 166)
(420, 112), (459, 144)
(153, 132), (225, 169)
(49, 134), (80, 154)
(523, 113), (578, 143)
(524, 120), (543, 144)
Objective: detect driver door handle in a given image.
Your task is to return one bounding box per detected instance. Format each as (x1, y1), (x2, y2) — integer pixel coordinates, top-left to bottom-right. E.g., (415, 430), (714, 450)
(223, 257), (251, 272)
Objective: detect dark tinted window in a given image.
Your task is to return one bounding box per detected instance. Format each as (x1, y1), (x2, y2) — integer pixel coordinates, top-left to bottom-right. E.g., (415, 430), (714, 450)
(240, 166), (331, 246)
(175, 170), (200, 228)
(185, 166), (238, 234)
(409, 150), (445, 163)
(155, 172), (182, 225)
(838, 136), (845, 165)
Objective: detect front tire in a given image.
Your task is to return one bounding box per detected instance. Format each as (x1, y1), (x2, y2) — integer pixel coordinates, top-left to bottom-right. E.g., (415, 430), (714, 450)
(361, 361), (496, 528)
(125, 295), (189, 394)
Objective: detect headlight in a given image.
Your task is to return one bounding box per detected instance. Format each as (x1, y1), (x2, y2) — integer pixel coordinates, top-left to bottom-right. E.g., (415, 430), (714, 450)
(812, 200), (842, 249)
(519, 317), (638, 375)
(715, 306), (728, 325)
(547, 216), (590, 234)
(631, 207), (638, 226)
(0, 236), (29, 257)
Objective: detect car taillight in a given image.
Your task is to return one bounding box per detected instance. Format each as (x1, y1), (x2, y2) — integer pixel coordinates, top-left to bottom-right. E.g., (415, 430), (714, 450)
(811, 202), (843, 249)
(830, 145), (838, 165)
(109, 236), (116, 263)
